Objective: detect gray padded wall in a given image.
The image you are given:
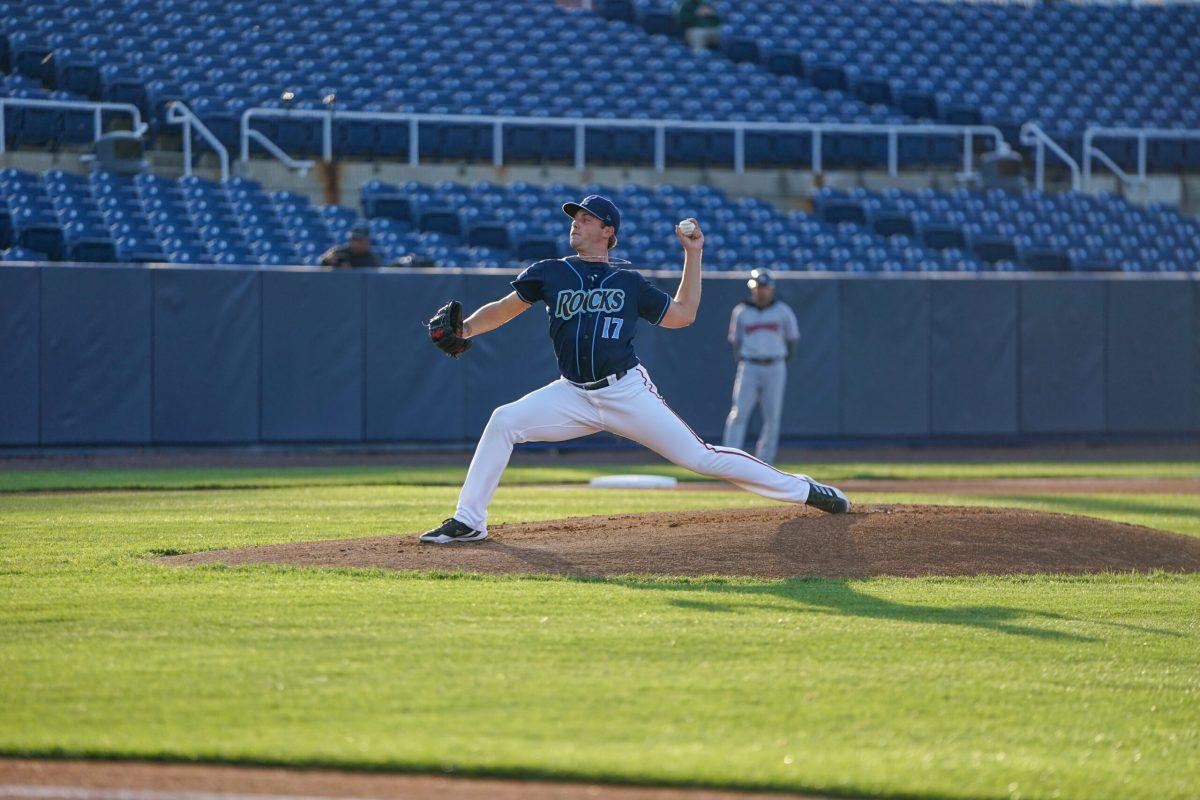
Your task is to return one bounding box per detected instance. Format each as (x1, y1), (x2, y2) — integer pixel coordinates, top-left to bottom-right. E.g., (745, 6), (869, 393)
(646, 277), (742, 441)
(363, 271), (469, 442)
(840, 280), (931, 437)
(39, 265), (152, 445)
(1019, 280), (1107, 434)
(1195, 282), (1200, 433)
(781, 280), (842, 438)
(1105, 281), (1194, 433)
(462, 274), (562, 436)
(153, 268), (260, 443)
(930, 280), (1019, 435)
(5, 267), (1198, 449)
(260, 270), (364, 442)
(0, 266), (39, 445)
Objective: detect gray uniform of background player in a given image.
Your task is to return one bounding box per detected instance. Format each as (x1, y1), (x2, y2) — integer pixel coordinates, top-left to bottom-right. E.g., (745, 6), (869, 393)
(722, 272), (799, 465)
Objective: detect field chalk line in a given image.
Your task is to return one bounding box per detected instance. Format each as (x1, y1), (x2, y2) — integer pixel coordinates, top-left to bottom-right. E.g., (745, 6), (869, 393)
(0, 786), (363, 800)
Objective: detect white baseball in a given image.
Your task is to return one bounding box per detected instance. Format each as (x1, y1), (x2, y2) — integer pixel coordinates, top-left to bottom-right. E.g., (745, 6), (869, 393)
(678, 219), (696, 235)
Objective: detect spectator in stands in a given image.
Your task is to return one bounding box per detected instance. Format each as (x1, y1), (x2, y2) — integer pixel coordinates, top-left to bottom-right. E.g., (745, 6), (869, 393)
(675, 0), (721, 52)
(320, 224), (381, 268)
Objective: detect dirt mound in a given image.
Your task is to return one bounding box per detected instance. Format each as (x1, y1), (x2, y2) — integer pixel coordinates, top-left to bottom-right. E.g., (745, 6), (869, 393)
(159, 504), (1200, 578)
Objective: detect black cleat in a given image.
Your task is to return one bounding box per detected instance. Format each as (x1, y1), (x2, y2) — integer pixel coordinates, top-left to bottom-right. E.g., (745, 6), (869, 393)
(419, 518), (488, 544)
(800, 476), (851, 514)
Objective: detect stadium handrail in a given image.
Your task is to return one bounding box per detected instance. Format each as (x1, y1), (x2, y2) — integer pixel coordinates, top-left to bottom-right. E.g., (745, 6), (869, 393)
(1019, 122), (1081, 192)
(1083, 126), (1200, 190)
(164, 101), (230, 182)
(244, 127), (317, 175)
(237, 107), (1009, 178)
(0, 97), (148, 154)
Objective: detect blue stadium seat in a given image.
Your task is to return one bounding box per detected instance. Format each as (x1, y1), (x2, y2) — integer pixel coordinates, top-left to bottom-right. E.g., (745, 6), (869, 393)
(1, 245), (49, 261)
(66, 237), (118, 262)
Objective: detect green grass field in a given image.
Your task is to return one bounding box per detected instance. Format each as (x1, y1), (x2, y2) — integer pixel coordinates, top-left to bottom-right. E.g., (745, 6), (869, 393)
(1, 462), (1198, 799)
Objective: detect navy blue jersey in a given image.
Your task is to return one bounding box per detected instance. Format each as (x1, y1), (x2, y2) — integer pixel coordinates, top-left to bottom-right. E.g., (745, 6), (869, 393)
(511, 257), (672, 384)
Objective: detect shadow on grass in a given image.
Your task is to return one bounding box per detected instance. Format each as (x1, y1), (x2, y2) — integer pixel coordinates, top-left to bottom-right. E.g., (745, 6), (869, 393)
(474, 526), (1191, 642)
(605, 577), (1104, 642)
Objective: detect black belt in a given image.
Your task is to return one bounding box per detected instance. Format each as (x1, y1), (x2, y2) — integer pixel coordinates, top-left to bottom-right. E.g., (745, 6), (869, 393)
(743, 357), (782, 365)
(576, 370), (628, 391)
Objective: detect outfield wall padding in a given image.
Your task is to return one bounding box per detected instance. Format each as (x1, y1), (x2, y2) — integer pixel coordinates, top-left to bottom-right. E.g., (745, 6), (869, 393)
(3, 265), (1197, 448)
(643, 278), (743, 439)
(363, 271), (468, 442)
(1195, 283), (1200, 433)
(462, 274), (562, 435)
(1105, 281), (1194, 434)
(39, 265), (152, 445)
(840, 280), (931, 437)
(1019, 280), (1107, 435)
(260, 270), (364, 442)
(0, 266), (40, 445)
(929, 281), (1019, 436)
(779, 280), (842, 438)
(153, 268), (260, 444)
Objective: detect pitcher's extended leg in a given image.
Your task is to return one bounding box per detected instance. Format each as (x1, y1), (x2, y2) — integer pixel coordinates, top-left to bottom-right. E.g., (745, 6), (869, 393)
(606, 367), (811, 504)
(455, 380), (599, 531)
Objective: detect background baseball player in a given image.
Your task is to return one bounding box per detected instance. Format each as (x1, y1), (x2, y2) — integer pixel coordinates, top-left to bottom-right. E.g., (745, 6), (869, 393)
(421, 195), (850, 544)
(722, 268), (798, 465)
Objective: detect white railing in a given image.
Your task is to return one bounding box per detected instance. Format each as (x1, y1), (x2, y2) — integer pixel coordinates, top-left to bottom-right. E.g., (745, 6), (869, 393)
(244, 127), (317, 175)
(238, 107), (1009, 177)
(164, 101), (231, 182)
(0, 97), (148, 154)
(1083, 126), (1200, 190)
(1019, 122), (1081, 192)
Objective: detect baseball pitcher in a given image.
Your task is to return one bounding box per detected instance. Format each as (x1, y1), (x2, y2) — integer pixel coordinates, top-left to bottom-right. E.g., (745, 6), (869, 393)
(722, 268), (798, 465)
(421, 195), (849, 544)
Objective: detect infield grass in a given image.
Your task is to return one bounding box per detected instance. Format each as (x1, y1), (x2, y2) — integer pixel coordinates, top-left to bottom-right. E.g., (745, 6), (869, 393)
(1, 468), (1198, 800)
(1, 459), (1197, 493)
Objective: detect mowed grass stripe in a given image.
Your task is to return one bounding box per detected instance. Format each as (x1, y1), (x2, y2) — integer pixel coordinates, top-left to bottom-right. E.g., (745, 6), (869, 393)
(1, 481), (1198, 799)
(1, 460), (1199, 493)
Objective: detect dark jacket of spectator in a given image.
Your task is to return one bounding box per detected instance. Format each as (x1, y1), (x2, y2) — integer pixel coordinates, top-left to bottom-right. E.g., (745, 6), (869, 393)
(320, 244), (381, 268)
(320, 225), (381, 268)
(676, 0), (721, 30)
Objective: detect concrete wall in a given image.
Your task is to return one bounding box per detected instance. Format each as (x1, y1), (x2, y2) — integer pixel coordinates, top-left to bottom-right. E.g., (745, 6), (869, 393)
(5, 149), (1196, 214)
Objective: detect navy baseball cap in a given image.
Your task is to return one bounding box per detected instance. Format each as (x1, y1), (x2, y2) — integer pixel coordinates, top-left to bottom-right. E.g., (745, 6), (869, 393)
(747, 268), (774, 288)
(350, 223), (371, 239)
(562, 195), (621, 236)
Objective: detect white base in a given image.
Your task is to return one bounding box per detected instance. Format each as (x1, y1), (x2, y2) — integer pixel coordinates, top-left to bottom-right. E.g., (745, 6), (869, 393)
(588, 474), (680, 490)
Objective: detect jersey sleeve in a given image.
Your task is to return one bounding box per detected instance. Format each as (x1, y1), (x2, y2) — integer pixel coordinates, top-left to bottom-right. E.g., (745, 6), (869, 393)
(728, 304), (744, 344)
(636, 273), (672, 325)
(511, 260), (550, 304)
(783, 304), (800, 342)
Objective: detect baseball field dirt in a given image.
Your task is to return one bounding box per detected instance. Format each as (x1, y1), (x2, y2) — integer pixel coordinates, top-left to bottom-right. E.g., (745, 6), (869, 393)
(158, 504), (1200, 578)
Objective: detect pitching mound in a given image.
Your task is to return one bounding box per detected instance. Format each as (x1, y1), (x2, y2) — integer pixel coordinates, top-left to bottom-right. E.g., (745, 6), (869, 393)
(159, 504), (1200, 578)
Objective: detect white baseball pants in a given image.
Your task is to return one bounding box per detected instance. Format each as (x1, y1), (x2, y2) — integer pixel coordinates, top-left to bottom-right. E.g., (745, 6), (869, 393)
(454, 365), (812, 533)
(723, 360), (788, 465)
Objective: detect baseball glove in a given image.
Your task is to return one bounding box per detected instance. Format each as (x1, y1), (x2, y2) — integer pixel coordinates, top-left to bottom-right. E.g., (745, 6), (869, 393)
(428, 300), (472, 358)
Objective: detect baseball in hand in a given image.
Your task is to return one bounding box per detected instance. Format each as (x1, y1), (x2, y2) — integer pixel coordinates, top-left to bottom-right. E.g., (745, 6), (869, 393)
(678, 219), (696, 236)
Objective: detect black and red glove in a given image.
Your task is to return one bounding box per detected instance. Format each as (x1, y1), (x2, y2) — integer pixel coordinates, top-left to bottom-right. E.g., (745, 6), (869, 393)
(427, 300), (472, 358)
